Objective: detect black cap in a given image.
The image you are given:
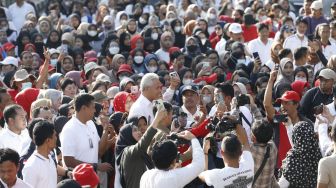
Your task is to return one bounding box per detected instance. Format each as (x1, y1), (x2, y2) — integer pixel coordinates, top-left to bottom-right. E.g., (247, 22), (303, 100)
(181, 85), (198, 95)
(57, 179), (81, 188)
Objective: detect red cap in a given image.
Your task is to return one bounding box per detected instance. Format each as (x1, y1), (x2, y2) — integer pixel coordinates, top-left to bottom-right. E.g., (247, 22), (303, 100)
(3, 42), (15, 51)
(117, 64), (133, 76)
(275, 90), (301, 103)
(86, 57), (98, 63)
(73, 163), (99, 187)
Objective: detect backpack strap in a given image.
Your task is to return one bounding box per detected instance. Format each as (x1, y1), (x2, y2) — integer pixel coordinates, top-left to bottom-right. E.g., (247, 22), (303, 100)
(252, 145), (271, 186)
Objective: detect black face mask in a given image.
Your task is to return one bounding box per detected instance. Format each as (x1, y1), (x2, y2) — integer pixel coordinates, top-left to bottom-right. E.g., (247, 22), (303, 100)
(187, 45), (197, 52)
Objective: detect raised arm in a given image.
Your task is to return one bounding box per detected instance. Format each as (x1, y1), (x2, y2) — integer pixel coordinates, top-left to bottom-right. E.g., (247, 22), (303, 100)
(35, 47), (50, 88)
(264, 70), (277, 120)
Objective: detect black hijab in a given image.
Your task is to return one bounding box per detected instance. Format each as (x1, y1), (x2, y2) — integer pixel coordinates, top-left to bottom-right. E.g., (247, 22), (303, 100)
(171, 19), (185, 48)
(46, 30), (62, 49)
(119, 32), (131, 53)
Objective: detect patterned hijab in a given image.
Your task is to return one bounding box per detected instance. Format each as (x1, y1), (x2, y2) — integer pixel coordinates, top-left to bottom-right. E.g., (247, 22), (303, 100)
(113, 91), (136, 113)
(282, 121), (322, 188)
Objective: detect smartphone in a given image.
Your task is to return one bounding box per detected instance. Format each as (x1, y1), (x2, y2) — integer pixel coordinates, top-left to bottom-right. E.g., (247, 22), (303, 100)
(313, 104), (324, 115)
(155, 99), (165, 111)
(178, 112), (187, 128)
(273, 114), (288, 124)
(131, 85), (139, 94)
(60, 44), (68, 54)
(169, 71), (178, 78)
(252, 52), (260, 59)
(274, 64), (279, 71)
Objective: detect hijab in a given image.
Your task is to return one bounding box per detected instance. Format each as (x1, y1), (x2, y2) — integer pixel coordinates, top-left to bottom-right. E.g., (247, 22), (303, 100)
(115, 11), (128, 29)
(65, 71), (82, 88)
(274, 58), (294, 86)
(271, 42), (282, 64)
(282, 121), (322, 188)
(113, 91), (135, 113)
(46, 30), (62, 49)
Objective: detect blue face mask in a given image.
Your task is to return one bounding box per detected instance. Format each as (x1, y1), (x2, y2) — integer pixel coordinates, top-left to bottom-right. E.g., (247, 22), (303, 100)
(21, 82), (32, 90)
(50, 59), (58, 67)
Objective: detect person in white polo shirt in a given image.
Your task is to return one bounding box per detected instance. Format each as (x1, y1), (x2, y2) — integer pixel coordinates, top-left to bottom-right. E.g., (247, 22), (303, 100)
(215, 23), (244, 53)
(60, 94), (113, 172)
(0, 104), (31, 156)
(0, 56), (18, 78)
(283, 17), (309, 53)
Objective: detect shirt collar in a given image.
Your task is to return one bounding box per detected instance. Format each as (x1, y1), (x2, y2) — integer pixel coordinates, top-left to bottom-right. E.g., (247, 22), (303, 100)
(4, 127), (22, 138)
(139, 94), (153, 107)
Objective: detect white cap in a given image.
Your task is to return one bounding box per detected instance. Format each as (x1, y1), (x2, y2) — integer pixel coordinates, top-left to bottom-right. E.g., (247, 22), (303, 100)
(84, 62), (98, 75)
(229, 23), (243, 34)
(311, 1), (323, 10)
(106, 86), (119, 99)
(49, 48), (60, 55)
(0, 56), (19, 67)
(96, 73), (111, 83)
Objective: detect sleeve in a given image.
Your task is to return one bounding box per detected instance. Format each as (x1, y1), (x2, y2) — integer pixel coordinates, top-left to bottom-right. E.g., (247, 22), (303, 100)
(60, 128), (77, 157)
(22, 164), (38, 188)
(318, 158), (330, 184)
(278, 175), (290, 188)
(163, 88), (175, 102)
(316, 50), (328, 66)
(299, 89), (313, 119)
(318, 123), (332, 157)
(170, 139), (205, 187)
(240, 151), (254, 169)
(199, 169), (218, 186)
(130, 126), (157, 156)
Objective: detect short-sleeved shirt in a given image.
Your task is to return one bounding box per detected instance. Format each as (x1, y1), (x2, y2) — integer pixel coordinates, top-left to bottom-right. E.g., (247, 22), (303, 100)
(318, 155), (336, 188)
(200, 151), (254, 188)
(60, 116), (100, 164)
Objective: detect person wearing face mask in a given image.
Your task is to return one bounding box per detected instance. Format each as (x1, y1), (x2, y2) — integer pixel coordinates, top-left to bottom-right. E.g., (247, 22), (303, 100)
(87, 24), (103, 53)
(144, 54), (159, 73)
(138, 13), (149, 30)
(283, 17), (309, 54)
(179, 68), (194, 86)
(108, 41), (120, 56)
(155, 32), (174, 64)
(170, 19), (185, 48)
(183, 37), (201, 67)
(131, 48), (146, 74)
(294, 66), (309, 83)
(200, 85), (215, 113)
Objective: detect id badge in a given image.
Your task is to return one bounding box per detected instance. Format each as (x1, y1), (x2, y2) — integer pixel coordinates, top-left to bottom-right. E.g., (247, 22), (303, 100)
(89, 138), (93, 148)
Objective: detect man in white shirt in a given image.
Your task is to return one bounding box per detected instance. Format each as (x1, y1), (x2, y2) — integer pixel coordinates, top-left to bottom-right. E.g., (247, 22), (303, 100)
(215, 23), (243, 53)
(0, 104), (31, 156)
(0, 148), (32, 188)
(22, 121), (58, 188)
(128, 73), (162, 124)
(283, 17), (309, 53)
(180, 85), (203, 128)
(8, 0), (35, 31)
(199, 124), (254, 188)
(247, 23), (274, 65)
(155, 32), (174, 64)
(140, 131), (204, 188)
(61, 94), (113, 173)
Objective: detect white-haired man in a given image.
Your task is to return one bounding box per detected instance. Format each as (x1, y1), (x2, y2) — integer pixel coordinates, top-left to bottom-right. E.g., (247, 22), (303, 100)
(128, 73), (162, 124)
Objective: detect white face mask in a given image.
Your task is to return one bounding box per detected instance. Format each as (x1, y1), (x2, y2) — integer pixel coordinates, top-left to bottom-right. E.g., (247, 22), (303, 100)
(88, 30), (97, 37)
(139, 17), (147, 24)
(134, 56), (144, 64)
(202, 95), (212, 104)
(119, 76), (127, 81)
(147, 66), (158, 73)
(2, 26), (8, 31)
(168, 18), (175, 23)
(295, 76), (307, 82)
(120, 20), (127, 26)
(201, 38), (207, 45)
(109, 47), (120, 55)
(183, 79), (193, 85)
(237, 59), (247, 65)
(21, 82), (32, 90)
(50, 59), (58, 67)
(151, 33), (159, 40)
(209, 14), (217, 20)
(174, 26), (181, 33)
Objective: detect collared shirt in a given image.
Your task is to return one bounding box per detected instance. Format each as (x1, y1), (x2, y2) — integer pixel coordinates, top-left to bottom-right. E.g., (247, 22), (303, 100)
(60, 116), (100, 164)
(8, 2), (35, 31)
(321, 40), (336, 61)
(251, 142), (278, 188)
(247, 38), (274, 65)
(181, 105), (202, 128)
(22, 152), (57, 188)
(0, 128), (31, 156)
(12, 178), (32, 188)
(128, 94), (154, 124)
(283, 34), (308, 54)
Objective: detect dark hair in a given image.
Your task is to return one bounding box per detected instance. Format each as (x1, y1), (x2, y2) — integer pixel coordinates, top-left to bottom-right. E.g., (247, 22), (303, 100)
(74, 93), (95, 112)
(215, 83), (234, 98)
(28, 118), (44, 139)
(332, 120), (336, 143)
(295, 16), (308, 26)
(153, 101), (173, 115)
(33, 120), (55, 146)
(0, 87), (7, 103)
(294, 66), (309, 81)
(252, 120), (273, 144)
(278, 48), (292, 60)
(152, 140), (178, 170)
(221, 134), (242, 159)
(0, 148), (19, 166)
(61, 78), (76, 91)
(281, 16), (293, 25)
(294, 47), (308, 61)
(3, 104), (22, 123)
(257, 23), (269, 32)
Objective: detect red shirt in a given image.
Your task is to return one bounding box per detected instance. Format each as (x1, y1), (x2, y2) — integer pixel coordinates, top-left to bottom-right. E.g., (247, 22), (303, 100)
(241, 24), (258, 42)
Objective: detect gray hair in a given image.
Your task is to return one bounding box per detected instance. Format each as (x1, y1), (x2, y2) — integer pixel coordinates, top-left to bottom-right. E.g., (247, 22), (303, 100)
(43, 89), (63, 104)
(140, 73), (159, 92)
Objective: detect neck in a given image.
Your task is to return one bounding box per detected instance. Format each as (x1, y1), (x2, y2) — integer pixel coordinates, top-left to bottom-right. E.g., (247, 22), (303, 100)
(260, 37), (268, 44)
(186, 106), (197, 115)
(224, 159), (239, 168)
(8, 125), (21, 135)
(321, 38), (329, 45)
(143, 93), (153, 102)
(37, 145), (50, 159)
(295, 59), (305, 66)
(75, 113), (88, 124)
(289, 113), (299, 124)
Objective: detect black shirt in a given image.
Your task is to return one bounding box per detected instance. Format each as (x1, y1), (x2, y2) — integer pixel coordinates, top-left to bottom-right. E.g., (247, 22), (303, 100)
(299, 87), (334, 122)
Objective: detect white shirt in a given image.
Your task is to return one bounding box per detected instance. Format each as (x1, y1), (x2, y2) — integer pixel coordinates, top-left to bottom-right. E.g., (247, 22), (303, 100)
(22, 152), (57, 188)
(181, 105), (202, 128)
(283, 34), (308, 54)
(247, 38), (273, 65)
(155, 49), (170, 63)
(128, 94), (154, 124)
(140, 139), (204, 188)
(12, 178), (32, 188)
(215, 38), (227, 54)
(321, 41), (336, 61)
(8, 2), (35, 31)
(0, 179), (7, 188)
(0, 128), (31, 156)
(200, 151), (254, 188)
(60, 116), (100, 165)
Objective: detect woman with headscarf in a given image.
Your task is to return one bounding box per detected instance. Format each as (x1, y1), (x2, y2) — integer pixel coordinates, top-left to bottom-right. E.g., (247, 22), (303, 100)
(206, 8), (218, 34)
(126, 19), (138, 36)
(65, 71), (84, 90)
(39, 89), (63, 114)
(48, 73), (64, 90)
(279, 121), (322, 187)
(16, 30), (32, 57)
(170, 19), (185, 48)
(131, 48), (146, 74)
(113, 91), (136, 113)
(274, 58), (294, 87)
(144, 54), (159, 73)
(114, 11), (129, 29)
(59, 55), (75, 74)
(210, 22), (225, 49)
(37, 16), (52, 41)
(46, 30), (62, 49)
(200, 85), (215, 112)
(115, 111), (165, 188)
(183, 20), (197, 37)
(95, 4), (110, 27)
(183, 37), (202, 67)
(119, 32), (131, 53)
(87, 24), (103, 53)
(265, 42), (283, 70)
(74, 35), (92, 52)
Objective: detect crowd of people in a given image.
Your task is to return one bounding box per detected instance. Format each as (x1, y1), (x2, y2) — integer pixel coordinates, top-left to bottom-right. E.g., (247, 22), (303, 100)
(0, 0), (336, 187)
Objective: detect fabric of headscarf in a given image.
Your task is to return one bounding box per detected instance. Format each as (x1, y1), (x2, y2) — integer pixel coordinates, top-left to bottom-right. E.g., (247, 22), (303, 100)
(274, 58), (294, 87)
(113, 91), (135, 113)
(65, 71), (81, 87)
(282, 121), (322, 188)
(184, 37), (201, 56)
(144, 54), (159, 73)
(271, 42), (282, 64)
(130, 34), (144, 50)
(233, 82), (247, 94)
(15, 88), (40, 118)
(184, 20), (197, 37)
(46, 30), (62, 49)
(48, 73), (64, 89)
(171, 19), (186, 48)
(17, 30), (31, 56)
(115, 11), (128, 29)
(119, 32), (131, 53)
(291, 81), (310, 98)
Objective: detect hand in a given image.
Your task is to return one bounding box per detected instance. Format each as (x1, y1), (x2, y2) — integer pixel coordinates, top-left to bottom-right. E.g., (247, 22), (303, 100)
(253, 58), (262, 70)
(309, 40), (321, 52)
(67, 171), (73, 179)
(97, 162), (113, 172)
(43, 47), (51, 61)
(269, 70), (278, 82)
(170, 119), (181, 133)
(203, 138), (211, 154)
(153, 108), (167, 126)
(199, 103), (207, 115)
(177, 130), (196, 140)
(169, 76), (180, 90)
(321, 105), (334, 123)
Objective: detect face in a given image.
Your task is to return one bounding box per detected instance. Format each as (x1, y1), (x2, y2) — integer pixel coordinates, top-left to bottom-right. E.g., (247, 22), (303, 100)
(22, 53), (33, 66)
(197, 21), (207, 31)
(319, 77), (334, 94)
(12, 108), (27, 131)
(319, 26), (330, 40)
(183, 71), (193, 80)
(148, 79), (163, 101)
(295, 71), (307, 81)
(132, 118), (148, 141)
(128, 21), (137, 32)
(231, 32), (242, 41)
(297, 22), (308, 34)
(233, 85), (241, 97)
(0, 161), (18, 187)
(304, 1), (312, 15)
(280, 100), (298, 115)
(1, 65), (15, 74)
(283, 62), (294, 76)
(312, 8), (322, 18)
(182, 90), (199, 109)
(39, 22), (50, 33)
(162, 36), (173, 49)
(75, 38), (84, 48)
(258, 27), (269, 39)
(62, 59), (74, 72)
(63, 83), (78, 98)
(38, 108), (54, 123)
(84, 101), (96, 120)
(208, 54), (218, 67)
(173, 55), (184, 70)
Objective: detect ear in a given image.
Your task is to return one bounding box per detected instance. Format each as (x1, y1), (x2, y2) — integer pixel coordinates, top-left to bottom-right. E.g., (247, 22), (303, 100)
(251, 133), (257, 143)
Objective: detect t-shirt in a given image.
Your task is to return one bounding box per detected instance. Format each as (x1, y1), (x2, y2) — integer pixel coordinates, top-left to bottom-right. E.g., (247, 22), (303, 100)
(200, 151), (254, 188)
(318, 154), (336, 188)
